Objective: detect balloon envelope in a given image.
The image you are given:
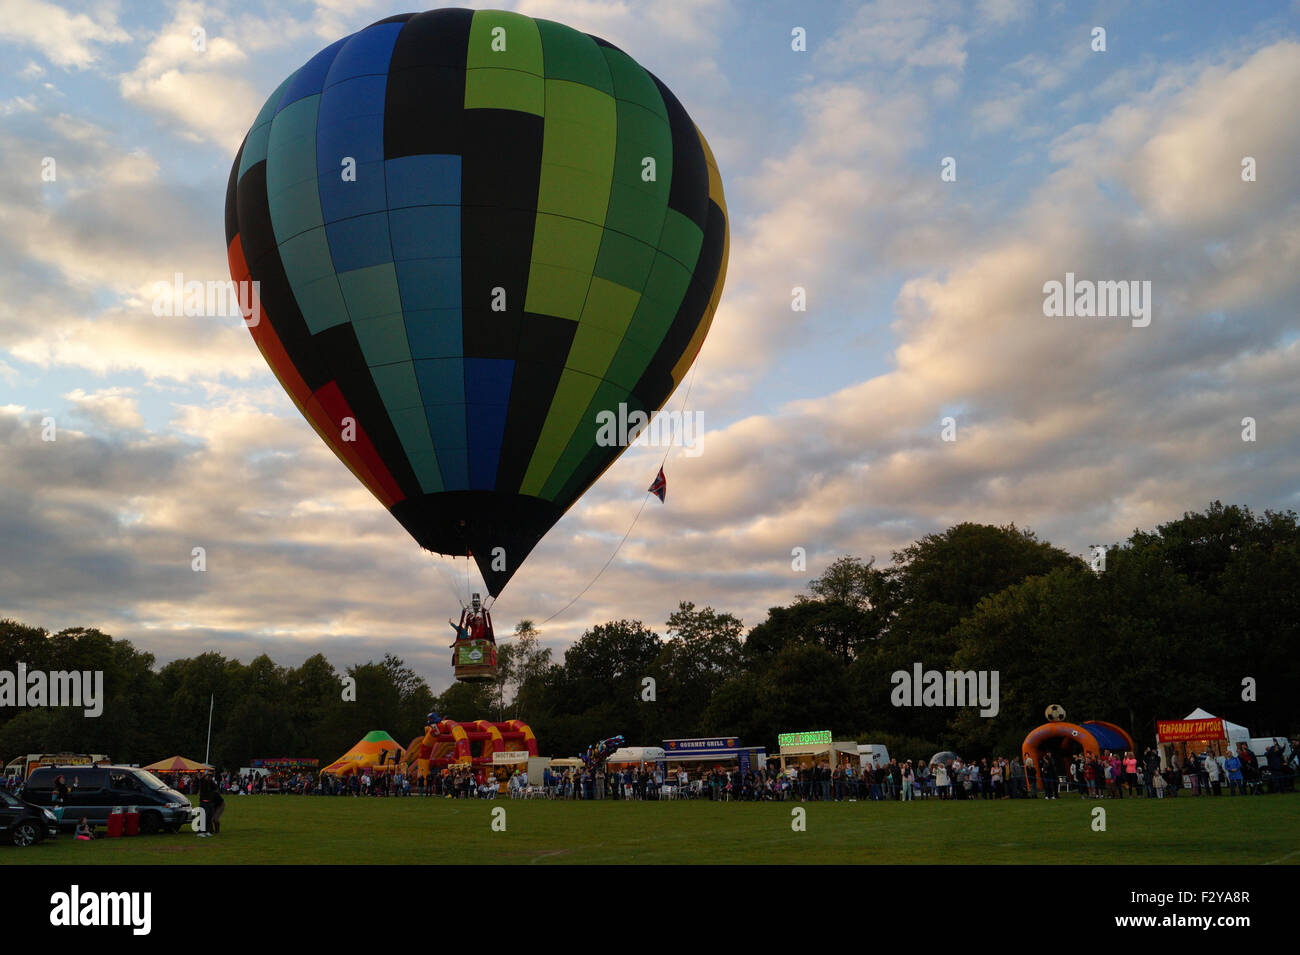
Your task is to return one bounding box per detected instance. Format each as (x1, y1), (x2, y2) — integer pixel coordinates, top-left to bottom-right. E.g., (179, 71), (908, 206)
(225, 8), (729, 595)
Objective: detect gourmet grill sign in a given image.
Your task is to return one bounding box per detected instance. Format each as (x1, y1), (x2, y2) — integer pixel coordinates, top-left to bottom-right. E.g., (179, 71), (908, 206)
(778, 730), (832, 748)
(665, 738), (740, 750)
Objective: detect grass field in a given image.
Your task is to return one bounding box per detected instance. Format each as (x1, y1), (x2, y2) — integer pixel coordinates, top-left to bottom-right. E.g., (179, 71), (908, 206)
(7, 794), (1299, 865)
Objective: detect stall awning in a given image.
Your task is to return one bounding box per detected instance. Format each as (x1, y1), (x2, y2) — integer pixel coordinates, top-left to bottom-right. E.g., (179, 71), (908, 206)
(606, 747), (666, 763)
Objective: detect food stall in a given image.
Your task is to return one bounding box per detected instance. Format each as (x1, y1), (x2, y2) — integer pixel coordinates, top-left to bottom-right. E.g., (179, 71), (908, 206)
(775, 730), (861, 771)
(604, 746), (667, 770)
(1156, 708), (1249, 770)
(662, 737), (767, 774)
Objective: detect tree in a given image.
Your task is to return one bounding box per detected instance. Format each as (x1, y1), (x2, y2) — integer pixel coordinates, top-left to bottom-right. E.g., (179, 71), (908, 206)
(871, 523), (1082, 680)
(650, 602), (745, 738)
(0, 502), (1291, 775)
(749, 643), (854, 750)
(502, 619), (551, 720)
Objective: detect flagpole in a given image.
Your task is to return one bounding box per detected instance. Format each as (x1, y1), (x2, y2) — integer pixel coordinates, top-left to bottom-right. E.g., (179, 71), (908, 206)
(204, 693), (214, 765)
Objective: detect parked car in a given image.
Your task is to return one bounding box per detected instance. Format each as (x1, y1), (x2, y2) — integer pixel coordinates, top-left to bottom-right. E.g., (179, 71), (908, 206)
(0, 790), (59, 846)
(21, 766), (194, 834)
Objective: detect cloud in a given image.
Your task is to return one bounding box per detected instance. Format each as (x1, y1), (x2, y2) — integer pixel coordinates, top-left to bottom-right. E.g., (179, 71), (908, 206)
(0, 0), (129, 69)
(976, 0), (1034, 27)
(824, 0), (968, 72)
(1, 6), (1297, 693)
(660, 39), (1300, 581)
(1126, 42), (1300, 232)
(64, 387), (145, 430)
(1, 95), (38, 116)
(0, 110), (260, 383)
(121, 67), (262, 149)
(118, 0), (312, 149)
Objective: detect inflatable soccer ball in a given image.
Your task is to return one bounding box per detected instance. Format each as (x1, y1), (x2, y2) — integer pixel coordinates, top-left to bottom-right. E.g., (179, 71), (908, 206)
(1045, 704), (1067, 722)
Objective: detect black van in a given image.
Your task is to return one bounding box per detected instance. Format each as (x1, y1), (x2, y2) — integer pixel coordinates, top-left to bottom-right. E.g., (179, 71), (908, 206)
(0, 790), (59, 846)
(22, 766), (194, 834)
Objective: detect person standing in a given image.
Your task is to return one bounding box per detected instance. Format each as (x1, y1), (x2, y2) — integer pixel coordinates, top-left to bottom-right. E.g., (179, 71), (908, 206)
(1206, 751), (1223, 796)
(934, 761), (949, 799)
(1008, 758), (1024, 798)
(1143, 749), (1160, 798)
(1265, 740), (1285, 793)
(197, 769), (225, 837)
(1225, 751), (1244, 795)
(1123, 751), (1138, 796)
(1184, 752), (1201, 796)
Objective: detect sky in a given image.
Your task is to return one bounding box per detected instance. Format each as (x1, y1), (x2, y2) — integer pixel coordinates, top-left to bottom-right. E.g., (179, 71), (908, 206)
(1, 0), (1297, 691)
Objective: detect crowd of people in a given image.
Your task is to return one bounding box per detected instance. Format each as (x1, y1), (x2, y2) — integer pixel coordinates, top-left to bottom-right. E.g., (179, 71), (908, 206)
(32, 737), (1278, 805)
(440, 740), (1297, 802)
(7, 738), (1293, 805)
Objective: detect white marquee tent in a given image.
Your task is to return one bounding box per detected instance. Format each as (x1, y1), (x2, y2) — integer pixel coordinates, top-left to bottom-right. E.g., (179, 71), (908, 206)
(1183, 708), (1250, 746)
(605, 746), (666, 766)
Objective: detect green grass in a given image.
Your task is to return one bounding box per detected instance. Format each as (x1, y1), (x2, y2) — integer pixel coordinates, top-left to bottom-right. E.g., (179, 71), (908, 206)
(9, 794), (1299, 865)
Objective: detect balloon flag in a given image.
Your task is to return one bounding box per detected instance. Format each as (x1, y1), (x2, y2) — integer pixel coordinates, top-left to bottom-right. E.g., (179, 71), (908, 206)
(225, 8), (729, 596)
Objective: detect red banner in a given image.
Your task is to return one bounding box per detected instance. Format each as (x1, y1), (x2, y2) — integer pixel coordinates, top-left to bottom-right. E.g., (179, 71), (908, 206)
(1156, 718), (1225, 742)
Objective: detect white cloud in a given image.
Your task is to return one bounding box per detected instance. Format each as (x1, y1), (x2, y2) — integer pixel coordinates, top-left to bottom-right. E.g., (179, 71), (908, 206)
(825, 0), (968, 72)
(0, 0), (129, 69)
(1, 6), (1297, 687)
(976, 0), (1034, 27)
(1127, 42), (1300, 232)
(1, 94), (38, 115)
(118, 1), (285, 148)
(65, 387), (145, 430)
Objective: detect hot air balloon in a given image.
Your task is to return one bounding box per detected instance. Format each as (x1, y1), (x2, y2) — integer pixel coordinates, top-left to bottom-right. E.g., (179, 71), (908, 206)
(224, 9), (728, 626)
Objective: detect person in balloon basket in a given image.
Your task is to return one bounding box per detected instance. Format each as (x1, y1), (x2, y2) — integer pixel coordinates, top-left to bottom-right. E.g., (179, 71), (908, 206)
(447, 616), (468, 649)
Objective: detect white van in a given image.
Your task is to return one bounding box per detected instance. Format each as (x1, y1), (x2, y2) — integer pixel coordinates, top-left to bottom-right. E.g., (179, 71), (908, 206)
(1247, 737), (1292, 763)
(858, 744), (890, 769)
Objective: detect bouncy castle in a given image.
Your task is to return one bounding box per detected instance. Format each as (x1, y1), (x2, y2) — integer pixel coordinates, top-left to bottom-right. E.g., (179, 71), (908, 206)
(1022, 719), (1135, 770)
(321, 730), (405, 777)
(403, 717), (538, 777)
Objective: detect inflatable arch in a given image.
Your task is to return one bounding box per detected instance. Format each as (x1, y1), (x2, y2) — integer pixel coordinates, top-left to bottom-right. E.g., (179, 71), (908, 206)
(1022, 720), (1135, 775)
(403, 718), (538, 779)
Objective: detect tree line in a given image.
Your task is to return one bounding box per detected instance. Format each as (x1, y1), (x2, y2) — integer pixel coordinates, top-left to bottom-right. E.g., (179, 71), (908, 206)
(2, 502), (1294, 769)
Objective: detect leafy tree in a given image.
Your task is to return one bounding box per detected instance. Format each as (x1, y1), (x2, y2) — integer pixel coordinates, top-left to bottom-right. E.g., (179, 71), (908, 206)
(1, 503), (1294, 772)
